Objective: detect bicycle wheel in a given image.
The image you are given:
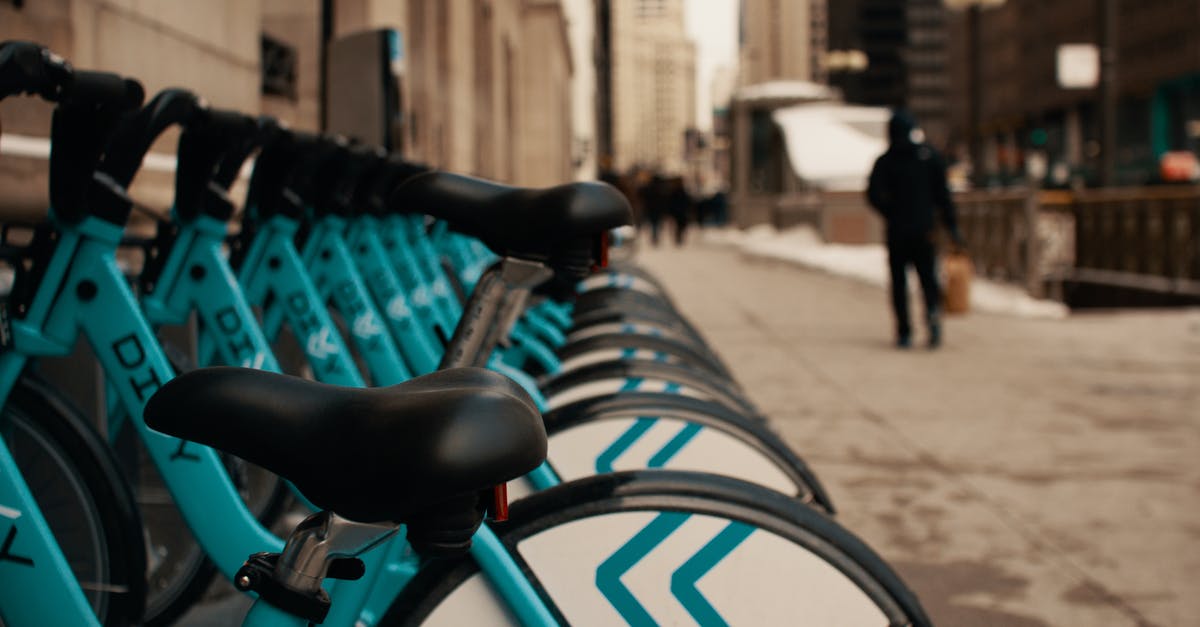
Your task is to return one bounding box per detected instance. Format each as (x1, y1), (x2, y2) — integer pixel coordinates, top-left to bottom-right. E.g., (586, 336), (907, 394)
(381, 471), (929, 626)
(541, 360), (759, 416)
(110, 336), (290, 625)
(111, 415), (289, 625)
(557, 334), (731, 379)
(540, 392), (832, 512)
(1, 373), (146, 626)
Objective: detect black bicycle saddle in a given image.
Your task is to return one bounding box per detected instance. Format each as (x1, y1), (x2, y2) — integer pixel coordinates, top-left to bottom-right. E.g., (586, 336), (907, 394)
(144, 367), (547, 527)
(390, 172), (632, 278)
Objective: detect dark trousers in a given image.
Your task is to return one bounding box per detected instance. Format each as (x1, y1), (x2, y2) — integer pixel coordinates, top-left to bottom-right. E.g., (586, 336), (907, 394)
(887, 235), (940, 338)
(671, 213), (688, 246)
(647, 215), (662, 246)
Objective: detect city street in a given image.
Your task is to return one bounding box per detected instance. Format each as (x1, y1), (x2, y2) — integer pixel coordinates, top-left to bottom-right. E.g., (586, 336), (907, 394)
(635, 239), (1200, 627)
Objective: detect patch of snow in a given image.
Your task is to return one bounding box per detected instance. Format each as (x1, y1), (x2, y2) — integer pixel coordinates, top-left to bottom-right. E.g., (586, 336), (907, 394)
(734, 80), (836, 103)
(722, 227), (1069, 320)
(772, 104), (890, 191)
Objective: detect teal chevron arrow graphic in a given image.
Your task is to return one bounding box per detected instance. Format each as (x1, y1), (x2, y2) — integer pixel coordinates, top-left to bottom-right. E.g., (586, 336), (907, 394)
(596, 417), (705, 474)
(595, 515), (756, 625)
(647, 423), (702, 468)
(595, 417), (657, 473)
(671, 521), (756, 625)
(596, 511), (690, 625)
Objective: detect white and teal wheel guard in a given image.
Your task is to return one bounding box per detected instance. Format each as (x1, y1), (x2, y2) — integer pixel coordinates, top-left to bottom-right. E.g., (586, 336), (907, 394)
(578, 271), (663, 298)
(556, 348), (687, 375)
(382, 471), (923, 627)
(518, 510), (887, 625)
(543, 415), (797, 494)
(544, 377), (716, 411)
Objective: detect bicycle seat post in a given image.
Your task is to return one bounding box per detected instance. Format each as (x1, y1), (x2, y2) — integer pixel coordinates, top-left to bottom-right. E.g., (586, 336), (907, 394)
(235, 510), (397, 623)
(438, 256), (552, 369)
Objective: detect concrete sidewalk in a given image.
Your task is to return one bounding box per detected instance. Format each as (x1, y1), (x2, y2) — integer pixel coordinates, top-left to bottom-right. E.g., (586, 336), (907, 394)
(635, 241), (1200, 627)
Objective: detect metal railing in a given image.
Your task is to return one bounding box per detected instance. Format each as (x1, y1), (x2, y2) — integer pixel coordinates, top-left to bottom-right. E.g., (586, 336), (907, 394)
(955, 186), (1200, 300)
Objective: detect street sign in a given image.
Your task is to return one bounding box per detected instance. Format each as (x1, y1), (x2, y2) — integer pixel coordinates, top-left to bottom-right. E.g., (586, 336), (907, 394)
(1057, 44), (1099, 89)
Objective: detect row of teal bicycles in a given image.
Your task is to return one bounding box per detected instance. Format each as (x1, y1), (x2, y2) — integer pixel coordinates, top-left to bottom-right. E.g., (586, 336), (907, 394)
(0, 41), (932, 626)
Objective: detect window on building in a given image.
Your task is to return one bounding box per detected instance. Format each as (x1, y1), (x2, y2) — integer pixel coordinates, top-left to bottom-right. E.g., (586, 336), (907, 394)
(261, 34), (298, 100)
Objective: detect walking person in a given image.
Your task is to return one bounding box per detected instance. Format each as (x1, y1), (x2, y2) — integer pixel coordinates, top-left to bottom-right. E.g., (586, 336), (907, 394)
(867, 109), (965, 349)
(638, 173), (666, 246)
(666, 176), (692, 246)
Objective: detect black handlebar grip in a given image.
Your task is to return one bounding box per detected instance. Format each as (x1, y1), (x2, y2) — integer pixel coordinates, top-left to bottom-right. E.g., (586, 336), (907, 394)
(0, 41), (72, 101)
(174, 107), (259, 222)
(100, 88), (201, 186)
(59, 70), (144, 112)
(368, 159), (432, 216)
(204, 108), (258, 141)
(279, 132), (346, 211)
(214, 116), (282, 187)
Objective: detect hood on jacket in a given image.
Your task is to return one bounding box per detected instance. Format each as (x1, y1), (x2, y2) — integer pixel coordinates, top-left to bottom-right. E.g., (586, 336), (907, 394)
(887, 109), (918, 147)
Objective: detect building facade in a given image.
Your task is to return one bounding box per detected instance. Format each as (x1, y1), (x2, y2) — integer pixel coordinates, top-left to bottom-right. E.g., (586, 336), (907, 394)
(946, 0), (1200, 186)
(738, 0), (819, 86)
(826, 0), (951, 149)
(609, 0), (697, 173)
(0, 0), (578, 219)
(904, 0), (950, 148)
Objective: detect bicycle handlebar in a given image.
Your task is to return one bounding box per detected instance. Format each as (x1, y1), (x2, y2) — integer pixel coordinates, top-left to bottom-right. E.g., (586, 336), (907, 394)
(100, 88), (203, 187)
(245, 131), (340, 223)
(213, 116), (281, 188)
(0, 41), (72, 101)
(61, 70), (144, 112)
(0, 41), (142, 110)
(360, 159), (430, 217)
(175, 108), (259, 222)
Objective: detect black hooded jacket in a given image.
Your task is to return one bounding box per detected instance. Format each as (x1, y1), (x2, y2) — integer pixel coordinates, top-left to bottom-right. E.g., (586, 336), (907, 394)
(867, 110), (961, 242)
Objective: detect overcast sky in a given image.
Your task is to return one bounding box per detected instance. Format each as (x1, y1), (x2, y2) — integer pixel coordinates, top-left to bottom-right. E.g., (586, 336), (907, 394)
(684, 0), (740, 131)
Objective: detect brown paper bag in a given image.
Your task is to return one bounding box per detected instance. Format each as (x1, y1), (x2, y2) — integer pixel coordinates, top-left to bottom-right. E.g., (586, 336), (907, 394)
(942, 252), (973, 314)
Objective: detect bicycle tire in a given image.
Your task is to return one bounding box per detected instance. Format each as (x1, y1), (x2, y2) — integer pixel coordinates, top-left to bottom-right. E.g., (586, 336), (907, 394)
(565, 320), (707, 350)
(541, 360), (759, 416)
(557, 334), (731, 379)
(543, 392), (833, 512)
(567, 307), (701, 340)
(111, 337), (290, 625)
(111, 417), (290, 626)
(380, 470), (928, 626)
(1, 372), (146, 626)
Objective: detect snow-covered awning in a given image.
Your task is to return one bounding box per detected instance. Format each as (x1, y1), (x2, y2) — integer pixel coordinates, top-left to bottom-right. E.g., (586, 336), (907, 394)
(771, 103), (890, 191)
(734, 80), (837, 104)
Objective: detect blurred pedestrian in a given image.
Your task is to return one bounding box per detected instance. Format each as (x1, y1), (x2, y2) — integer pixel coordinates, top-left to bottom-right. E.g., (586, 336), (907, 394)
(709, 189), (729, 226)
(667, 177), (692, 246)
(599, 162), (642, 226)
(867, 109), (965, 349)
(639, 173), (665, 246)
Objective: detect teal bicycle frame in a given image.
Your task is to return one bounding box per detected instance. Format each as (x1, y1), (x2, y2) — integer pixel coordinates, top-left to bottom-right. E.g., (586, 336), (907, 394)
(293, 213), (411, 385)
(372, 215), (563, 382)
(344, 215), (442, 376)
(166, 210), (561, 625)
(0, 216), (280, 627)
(0, 207), (561, 626)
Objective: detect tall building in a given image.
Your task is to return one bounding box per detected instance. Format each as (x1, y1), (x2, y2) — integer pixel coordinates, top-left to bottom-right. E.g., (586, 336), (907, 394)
(738, 0), (818, 85)
(905, 0), (950, 147)
(563, 0), (598, 180)
(609, 0), (697, 173)
(809, 0), (829, 84)
(826, 0), (951, 147)
(946, 0), (1200, 186)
